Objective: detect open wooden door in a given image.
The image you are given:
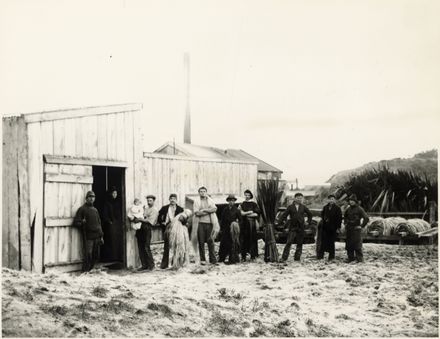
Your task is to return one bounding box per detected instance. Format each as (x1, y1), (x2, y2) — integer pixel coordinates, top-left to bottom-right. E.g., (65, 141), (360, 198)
(43, 162), (93, 273)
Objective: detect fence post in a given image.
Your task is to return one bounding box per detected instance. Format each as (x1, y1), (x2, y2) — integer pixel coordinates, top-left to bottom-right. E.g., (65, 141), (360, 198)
(429, 201), (437, 224)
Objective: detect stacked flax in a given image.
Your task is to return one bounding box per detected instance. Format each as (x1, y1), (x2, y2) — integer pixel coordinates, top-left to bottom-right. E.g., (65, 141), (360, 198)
(367, 217), (406, 236)
(395, 219), (431, 236)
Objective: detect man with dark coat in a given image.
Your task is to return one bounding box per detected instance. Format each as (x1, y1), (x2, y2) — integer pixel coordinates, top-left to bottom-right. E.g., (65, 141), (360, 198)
(218, 194), (241, 264)
(279, 193), (313, 262)
(73, 191), (104, 272)
(158, 194), (184, 269)
(317, 194), (342, 261)
(344, 194), (369, 263)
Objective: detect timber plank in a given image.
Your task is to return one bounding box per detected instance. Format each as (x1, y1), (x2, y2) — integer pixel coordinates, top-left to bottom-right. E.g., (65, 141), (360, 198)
(18, 117), (31, 270)
(89, 115), (99, 159)
(53, 119), (65, 155)
(115, 113), (125, 161)
(40, 121), (54, 155)
(97, 114), (108, 159)
(24, 103), (142, 123)
(44, 154), (127, 168)
(2, 118), (12, 268)
(63, 118), (76, 155)
(45, 174), (93, 184)
(124, 112), (135, 269)
(107, 114), (117, 160)
(45, 262), (83, 274)
(27, 122), (43, 272)
(7, 118), (20, 269)
(74, 118), (83, 157)
(45, 217), (74, 227)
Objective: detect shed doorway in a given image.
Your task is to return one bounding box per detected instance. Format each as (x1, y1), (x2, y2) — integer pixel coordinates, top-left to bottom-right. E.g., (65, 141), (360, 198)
(92, 166), (126, 268)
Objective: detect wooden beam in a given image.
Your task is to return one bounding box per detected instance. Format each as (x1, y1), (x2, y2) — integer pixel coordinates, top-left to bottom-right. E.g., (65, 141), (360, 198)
(45, 174), (93, 184)
(2, 118), (11, 268)
(45, 217), (74, 227)
(27, 123), (43, 273)
(23, 103), (143, 123)
(44, 261), (83, 274)
(429, 201), (437, 224)
(17, 117), (31, 270)
(3, 118), (20, 269)
(44, 154), (127, 168)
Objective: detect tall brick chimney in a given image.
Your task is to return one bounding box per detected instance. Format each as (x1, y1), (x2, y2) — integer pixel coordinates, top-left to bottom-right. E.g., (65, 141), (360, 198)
(184, 52), (191, 144)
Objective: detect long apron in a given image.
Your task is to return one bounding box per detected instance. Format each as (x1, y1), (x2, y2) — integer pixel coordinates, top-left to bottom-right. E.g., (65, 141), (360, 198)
(345, 225), (362, 251)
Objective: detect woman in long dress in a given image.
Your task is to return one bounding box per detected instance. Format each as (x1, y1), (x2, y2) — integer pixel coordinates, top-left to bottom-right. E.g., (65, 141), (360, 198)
(239, 189), (260, 261)
(102, 187), (123, 262)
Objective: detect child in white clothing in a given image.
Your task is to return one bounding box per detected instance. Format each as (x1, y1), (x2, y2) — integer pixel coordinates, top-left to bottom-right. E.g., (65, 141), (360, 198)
(128, 198), (144, 230)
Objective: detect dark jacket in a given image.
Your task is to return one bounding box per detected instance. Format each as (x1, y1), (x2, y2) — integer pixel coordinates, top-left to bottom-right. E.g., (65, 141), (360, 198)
(344, 205), (369, 228)
(321, 203), (342, 231)
(158, 204), (184, 225)
(279, 203), (313, 230)
(344, 204), (369, 251)
(102, 198), (122, 225)
(220, 205), (241, 230)
(74, 203), (103, 240)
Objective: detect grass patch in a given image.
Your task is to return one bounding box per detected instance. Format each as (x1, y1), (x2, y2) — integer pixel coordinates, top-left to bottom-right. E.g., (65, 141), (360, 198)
(91, 285), (108, 298)
(208, 310), (245, 337)
(147, 302), (174, 318)
(217, 288), (244, 303)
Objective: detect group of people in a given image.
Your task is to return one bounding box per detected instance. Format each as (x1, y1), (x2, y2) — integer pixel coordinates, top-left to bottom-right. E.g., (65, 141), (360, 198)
(74, 186), (370, 272)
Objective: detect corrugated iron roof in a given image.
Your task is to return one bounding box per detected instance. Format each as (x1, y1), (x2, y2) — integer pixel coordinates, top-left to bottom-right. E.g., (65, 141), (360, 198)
(154, 142), (283, 174)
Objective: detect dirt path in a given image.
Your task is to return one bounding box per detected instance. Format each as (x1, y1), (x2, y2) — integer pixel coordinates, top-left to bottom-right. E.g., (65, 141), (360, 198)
(2, 242), (438, 337)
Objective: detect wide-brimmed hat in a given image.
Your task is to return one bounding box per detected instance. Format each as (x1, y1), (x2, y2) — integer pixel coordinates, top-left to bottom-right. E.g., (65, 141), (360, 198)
(348, 194), (358, 202)
(226, 194), (237, 202)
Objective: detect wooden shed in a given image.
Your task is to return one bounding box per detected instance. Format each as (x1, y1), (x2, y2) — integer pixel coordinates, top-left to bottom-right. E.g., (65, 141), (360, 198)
(140, 152), (258, 241)
(2, 103), (144, 273)
(3, 103), (259, 273)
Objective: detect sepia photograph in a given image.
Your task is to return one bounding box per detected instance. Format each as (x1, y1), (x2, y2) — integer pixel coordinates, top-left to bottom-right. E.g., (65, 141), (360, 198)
(1, 0), (439, 337)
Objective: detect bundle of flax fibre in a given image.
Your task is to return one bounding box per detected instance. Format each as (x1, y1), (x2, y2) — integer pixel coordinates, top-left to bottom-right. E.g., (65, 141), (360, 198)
(395, 218), (431, 236)
(169, 213), (191, 269)
(367, 217), (406, 236)
(229, 221), (240, 264)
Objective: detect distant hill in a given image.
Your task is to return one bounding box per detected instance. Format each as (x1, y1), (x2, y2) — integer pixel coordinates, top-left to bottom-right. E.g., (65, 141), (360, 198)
(327, 149), (438, 186)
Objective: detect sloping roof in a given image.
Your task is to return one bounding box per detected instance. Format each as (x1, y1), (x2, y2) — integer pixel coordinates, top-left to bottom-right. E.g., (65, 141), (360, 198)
(154, 142), (283, 173)
(222, 149), (283, 173)
(3, 103), (142, 123)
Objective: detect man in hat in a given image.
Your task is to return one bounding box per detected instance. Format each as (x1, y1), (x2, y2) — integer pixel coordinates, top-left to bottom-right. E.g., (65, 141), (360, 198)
(317, 194), (342, 261)
(73, 191), (104, 272)
(158, 193), (184, 269)
(278, 193), (313, 262)
(134, 195), (158, 271)
(344, 194), (369, 263)
(218, 194), (242, 264)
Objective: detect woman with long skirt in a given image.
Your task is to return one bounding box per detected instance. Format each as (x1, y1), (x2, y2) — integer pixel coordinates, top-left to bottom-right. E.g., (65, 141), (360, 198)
(239, 189), (260, 261)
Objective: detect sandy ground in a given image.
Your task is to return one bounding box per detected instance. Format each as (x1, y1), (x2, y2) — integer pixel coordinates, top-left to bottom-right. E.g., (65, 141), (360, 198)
(2, 241), (438, 337)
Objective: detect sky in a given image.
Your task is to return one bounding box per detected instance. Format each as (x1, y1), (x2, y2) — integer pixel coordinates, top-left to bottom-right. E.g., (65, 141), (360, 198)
(1, 0), (439, 185)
